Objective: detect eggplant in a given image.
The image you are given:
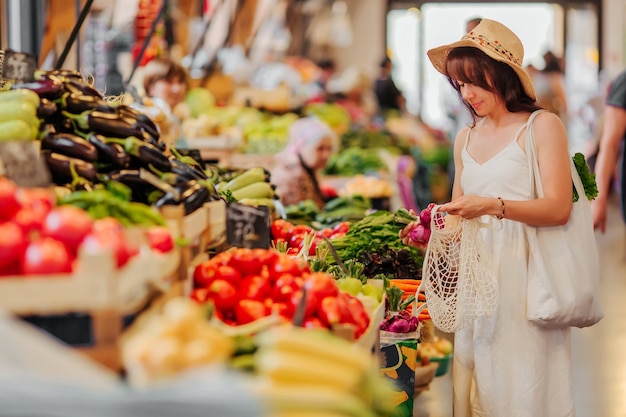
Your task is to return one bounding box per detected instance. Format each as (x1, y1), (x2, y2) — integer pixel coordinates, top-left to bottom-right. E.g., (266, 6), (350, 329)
(66, 79), (104, 99)
(155, 180), (210, 215)
(87, 133), (130, 168)
(37, 99), (58, 119)
(42, 151), (98, 184)
(44, 69), (84, 82)
(63, 94), (115, 114)
(11, 79), (63, 100)
(104, 137), (171, 173)
(106, 169), (159, 203)
(117, 106), (161, 140)
(41, 133), (98, 162)
(170, 158), (209, 181)
(86, 111), (144, 138)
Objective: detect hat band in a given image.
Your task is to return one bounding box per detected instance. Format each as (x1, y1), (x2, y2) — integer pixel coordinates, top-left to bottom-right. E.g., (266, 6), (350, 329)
(462, 33), (521, 66)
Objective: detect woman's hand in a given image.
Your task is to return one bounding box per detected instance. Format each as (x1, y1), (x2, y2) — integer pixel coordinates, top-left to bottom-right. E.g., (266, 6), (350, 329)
(399, 221), (421, 247)
(437, 195), (498, 219)
(591, 198), (608, 233)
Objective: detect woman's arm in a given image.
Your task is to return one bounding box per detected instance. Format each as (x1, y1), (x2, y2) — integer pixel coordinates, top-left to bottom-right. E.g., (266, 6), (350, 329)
(592, 105), (626, 232)
(439, 112), (573, 226)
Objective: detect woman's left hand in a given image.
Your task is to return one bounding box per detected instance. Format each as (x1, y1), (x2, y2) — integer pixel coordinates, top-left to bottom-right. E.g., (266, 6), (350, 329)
(437, 195), (495, 219)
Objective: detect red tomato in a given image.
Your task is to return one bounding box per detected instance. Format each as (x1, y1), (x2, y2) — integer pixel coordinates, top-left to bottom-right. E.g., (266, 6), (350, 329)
(271, 219), (295, 241)
(229, 248), (263, 276)
(145, 226), (174, 253)
(333, 221), (350, 235)
(346, 295), (371, 338)
(215, 265), (243, 285)
(209, 251), (234, 266)
(207, 279), (239, 311)
(12, 208), (45, 236)
(318, 296), (342, 327)
(22, 237), (73, 275)
(292, 224), (313, 235)
(290, 290), (317, 319)
(251, 248), (279, 266)
(271, 301), (295, 319)
(16, 187), (54, 217)
(190, 288), (210, 303)
(0, 222), (26, 269)
(289, 234), (305, 250)
(193, 262), (219, 288)
(304, 272), (339, 307)
(336, 292), (357, 324)
(82, 218), (138, 268)
(268, 253), (308, 281)
(235, 299), (268, 325)
(42, 206), (93, 253)
(0, 178), (21, 220)
(303, 317), (328, 330)
(239, 275), (272, 300)
(319, 228), (335, 238)
(271, 273), (303, 302)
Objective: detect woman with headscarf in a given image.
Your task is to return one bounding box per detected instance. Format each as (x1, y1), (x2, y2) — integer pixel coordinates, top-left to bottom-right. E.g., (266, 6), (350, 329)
(271, 117), (338, 209)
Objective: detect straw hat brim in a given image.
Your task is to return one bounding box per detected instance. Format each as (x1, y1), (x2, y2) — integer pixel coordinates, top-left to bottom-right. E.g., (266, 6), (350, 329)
(427, 39), (537, 101)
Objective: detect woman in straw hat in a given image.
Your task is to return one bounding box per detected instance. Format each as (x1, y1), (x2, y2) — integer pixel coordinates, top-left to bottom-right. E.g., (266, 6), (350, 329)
(402, 19), (576, 416)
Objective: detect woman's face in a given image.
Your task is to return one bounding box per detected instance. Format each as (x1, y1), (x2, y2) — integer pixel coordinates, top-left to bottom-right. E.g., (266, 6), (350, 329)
(148, 77), (187, 109)
(300, 136), (334, 170)
(457, 81), (500, 117)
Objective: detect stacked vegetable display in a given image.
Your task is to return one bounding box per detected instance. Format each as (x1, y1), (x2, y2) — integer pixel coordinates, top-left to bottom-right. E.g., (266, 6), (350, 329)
(4, 70), (221, 215)
(0, 177), (173, 276)
(190, 248), (372, 339)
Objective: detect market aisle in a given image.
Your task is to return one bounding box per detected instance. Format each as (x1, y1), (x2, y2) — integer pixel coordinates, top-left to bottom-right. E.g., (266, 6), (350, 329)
(414, 196), (626, 417)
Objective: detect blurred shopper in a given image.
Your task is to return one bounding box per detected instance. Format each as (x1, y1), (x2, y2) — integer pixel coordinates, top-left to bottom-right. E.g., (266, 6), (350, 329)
(532, 50), (569, 123)
(374, 56), (406, 117)
(142, 57), (190, 144)
(403, 19), (577, 416)
(271, 117), (338, 209)
(592, 69), (626, 231)
(327, 66), (378, 126)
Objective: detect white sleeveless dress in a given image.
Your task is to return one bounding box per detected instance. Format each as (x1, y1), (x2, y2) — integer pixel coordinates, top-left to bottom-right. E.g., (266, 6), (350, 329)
(453, 118), (575, 417)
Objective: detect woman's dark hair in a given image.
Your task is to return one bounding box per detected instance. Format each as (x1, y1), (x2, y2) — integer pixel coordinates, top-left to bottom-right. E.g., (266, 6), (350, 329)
(445, 47), (541, 124)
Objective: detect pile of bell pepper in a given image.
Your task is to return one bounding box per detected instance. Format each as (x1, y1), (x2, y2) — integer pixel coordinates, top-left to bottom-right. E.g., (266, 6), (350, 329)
(190, 248), (371, 337)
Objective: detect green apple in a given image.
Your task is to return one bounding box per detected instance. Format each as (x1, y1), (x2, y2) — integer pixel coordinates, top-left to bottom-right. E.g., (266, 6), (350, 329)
(362, 283), (383, 302)
(337, 277), (363, 296)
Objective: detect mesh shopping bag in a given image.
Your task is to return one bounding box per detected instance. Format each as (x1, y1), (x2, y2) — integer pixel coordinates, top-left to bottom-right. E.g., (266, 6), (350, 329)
(420, 207), (499, 333)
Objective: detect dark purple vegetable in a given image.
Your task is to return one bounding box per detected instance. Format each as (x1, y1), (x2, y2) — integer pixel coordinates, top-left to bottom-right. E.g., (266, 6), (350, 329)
(63, 94), (115, 114)
(155, 180), (209, 215)
(41, 132), (98, 162)
(36, 99), (58, 119)
(42, 151), (98, 184)
(11, 79), (63, 100)
(87, 133), (130, 168)
(66, 79), (104, 99)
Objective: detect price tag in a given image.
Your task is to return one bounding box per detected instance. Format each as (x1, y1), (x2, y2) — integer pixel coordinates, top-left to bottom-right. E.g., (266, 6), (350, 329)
(0, 49), (36, 82)
(0, 142), (51, 187)
(226, 202), (271, 249)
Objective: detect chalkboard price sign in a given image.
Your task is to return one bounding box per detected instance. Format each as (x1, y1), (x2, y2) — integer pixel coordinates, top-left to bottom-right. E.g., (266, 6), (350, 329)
(226, 203), (271, 249)
(0, 142), (51, 187)
(0, 49), (36, 82)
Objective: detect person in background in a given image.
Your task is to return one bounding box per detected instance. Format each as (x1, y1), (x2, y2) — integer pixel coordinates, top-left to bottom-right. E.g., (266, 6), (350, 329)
(374, 56), (406, 116)
(402, 19), (576, 416)
(141, 57), (189, 144)
(591, 69), (626, 231)
(271, 117), (338, 209)
(532, 50), (569, 123)
(315, 59), (336, 97)
(143, 57), (189, 111)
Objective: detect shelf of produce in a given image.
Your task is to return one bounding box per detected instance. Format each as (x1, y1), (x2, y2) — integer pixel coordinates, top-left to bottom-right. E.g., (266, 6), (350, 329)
(160, 200), (226, 281)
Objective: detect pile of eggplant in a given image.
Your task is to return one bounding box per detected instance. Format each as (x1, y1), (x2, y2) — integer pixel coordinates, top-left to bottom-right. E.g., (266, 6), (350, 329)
(11, 70), (222, 214)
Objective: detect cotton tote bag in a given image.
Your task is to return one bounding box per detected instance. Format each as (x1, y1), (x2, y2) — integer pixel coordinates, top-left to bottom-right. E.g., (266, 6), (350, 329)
(524, 110), (604, 329)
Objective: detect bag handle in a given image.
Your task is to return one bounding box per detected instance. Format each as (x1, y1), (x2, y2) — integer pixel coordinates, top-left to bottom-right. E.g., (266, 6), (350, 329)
(526, 110), (585, 200)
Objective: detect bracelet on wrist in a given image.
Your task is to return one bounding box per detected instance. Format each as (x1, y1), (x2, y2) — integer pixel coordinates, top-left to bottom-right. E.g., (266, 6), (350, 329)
(496, 197), (505, 220)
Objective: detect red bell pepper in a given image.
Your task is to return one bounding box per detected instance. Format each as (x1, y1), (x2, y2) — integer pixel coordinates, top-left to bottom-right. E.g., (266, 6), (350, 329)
(235, 299), (268, 325)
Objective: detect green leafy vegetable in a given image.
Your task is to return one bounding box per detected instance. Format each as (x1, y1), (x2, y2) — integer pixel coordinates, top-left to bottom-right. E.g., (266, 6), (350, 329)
(572, 152), (598, 202)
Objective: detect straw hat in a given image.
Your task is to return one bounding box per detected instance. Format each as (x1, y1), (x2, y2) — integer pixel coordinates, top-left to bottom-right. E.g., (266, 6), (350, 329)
(427, 19), (536, 101)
